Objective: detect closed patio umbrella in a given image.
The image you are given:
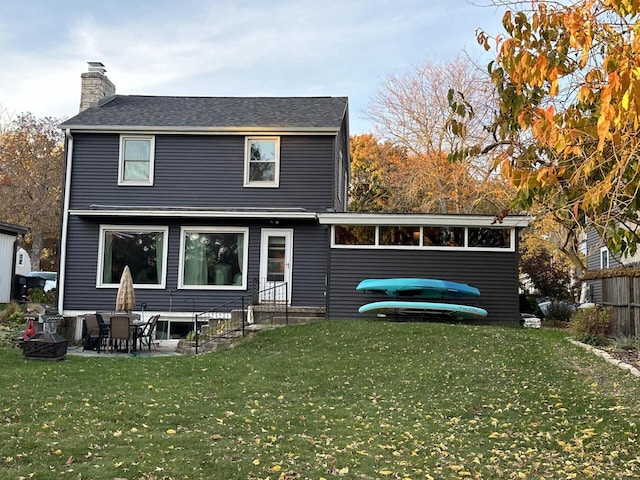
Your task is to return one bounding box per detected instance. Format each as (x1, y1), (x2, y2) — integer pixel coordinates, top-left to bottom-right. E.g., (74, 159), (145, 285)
(115, 265), (136, 312)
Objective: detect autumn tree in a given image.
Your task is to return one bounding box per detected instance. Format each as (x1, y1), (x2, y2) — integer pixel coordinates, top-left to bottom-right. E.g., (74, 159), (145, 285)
(349, 134), (405, 212)
(0, 113), (64, 270)
(520, 213), (579, 299)
(365, 55), (512, 214)
(455, 0), (640, 262)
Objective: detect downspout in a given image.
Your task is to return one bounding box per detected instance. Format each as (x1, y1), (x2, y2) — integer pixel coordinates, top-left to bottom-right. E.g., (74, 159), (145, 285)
(58, 129), (73, 329)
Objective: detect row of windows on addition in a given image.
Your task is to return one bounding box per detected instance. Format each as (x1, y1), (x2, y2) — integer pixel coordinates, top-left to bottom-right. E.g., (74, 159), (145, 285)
(119, 136), (281, 187)
(333, 225), (514, 250)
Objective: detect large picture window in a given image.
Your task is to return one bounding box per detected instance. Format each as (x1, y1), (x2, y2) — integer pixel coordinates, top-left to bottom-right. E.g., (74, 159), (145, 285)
(179, 227), (248, 289)
(244, 137), (280, 187)
(119, 135), (155, 185)
(98, 226), (167, 288)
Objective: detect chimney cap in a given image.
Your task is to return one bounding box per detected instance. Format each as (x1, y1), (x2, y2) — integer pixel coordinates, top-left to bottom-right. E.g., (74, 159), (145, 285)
(87, 61), (106, 74)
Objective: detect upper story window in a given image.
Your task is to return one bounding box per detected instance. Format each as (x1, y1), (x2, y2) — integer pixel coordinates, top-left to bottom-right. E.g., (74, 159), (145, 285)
(244, 137), (280, 187)
(600, 246), (610, 269)
(119, 135), (155, 186)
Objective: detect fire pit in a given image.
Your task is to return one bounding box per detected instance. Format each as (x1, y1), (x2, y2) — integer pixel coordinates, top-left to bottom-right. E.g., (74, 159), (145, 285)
(21, 311), (67, 361)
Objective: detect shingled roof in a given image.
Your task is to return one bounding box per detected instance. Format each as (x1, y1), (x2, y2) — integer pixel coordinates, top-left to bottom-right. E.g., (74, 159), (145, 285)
(60, 95), (348, 132)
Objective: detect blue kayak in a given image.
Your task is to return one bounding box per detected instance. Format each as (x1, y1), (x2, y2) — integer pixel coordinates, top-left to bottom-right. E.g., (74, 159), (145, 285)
(358, 300), (488, 318)
(356, 278), (480, 299)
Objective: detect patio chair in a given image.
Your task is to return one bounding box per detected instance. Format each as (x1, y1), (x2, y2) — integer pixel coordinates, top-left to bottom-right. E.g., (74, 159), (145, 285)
(110, 315), (131, 353)
(83, 314), (109, 353)
(138, 315), (160, 351)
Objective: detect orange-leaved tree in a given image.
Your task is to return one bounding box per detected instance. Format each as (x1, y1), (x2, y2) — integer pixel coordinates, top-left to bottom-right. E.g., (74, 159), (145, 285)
(452, 0), (640, 260)
(0, 113), (64, 270)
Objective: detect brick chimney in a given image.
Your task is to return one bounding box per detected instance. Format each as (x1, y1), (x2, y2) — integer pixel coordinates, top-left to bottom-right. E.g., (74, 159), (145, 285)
(79, 62), (116, 112)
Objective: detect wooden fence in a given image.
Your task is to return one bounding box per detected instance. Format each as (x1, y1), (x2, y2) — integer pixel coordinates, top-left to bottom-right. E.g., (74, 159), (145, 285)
(601, 276), (640, 337)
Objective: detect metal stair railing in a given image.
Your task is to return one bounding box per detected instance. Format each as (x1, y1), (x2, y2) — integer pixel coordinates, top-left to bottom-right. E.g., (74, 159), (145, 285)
(192, 282), (288, 354)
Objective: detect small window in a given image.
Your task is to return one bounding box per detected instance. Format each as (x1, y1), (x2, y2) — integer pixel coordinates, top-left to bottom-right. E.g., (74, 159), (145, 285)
(119, 136), (155, 185)
(244, 137), (280, 187)
(98, 226), (167, 288)
(468, 227), (511, 248)
(179, 227), (248, 289)
(423, 227), (464, 247)
(380, 226), (420, 246)
(334, 225), (376, 245)
(600, 246), (610, 269)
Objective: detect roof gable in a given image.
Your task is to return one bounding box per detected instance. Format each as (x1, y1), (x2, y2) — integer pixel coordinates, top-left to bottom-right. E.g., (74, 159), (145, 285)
(60, 95), (348, 132)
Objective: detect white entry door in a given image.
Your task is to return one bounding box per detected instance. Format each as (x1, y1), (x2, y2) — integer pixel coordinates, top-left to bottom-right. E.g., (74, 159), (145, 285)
(259, 229), (293, 304)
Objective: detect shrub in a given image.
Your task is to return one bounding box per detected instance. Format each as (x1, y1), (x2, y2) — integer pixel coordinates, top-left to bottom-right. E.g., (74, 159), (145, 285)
(545, 301), (575, 324)
(570, 306), (612, 346)
(28, 288), (55, 305)
(0, 302), (24, 348)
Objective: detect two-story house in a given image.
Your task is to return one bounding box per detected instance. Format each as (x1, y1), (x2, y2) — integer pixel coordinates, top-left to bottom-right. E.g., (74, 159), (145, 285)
(59, 63), (528, 342)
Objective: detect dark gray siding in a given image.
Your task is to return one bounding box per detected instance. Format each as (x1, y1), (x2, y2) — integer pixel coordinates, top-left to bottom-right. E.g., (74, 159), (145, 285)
(63, 216), (326, 313)
(327, 248), (520, 325)
(69, 133), (336, 211)
(585, 228), (622, 303)
(332, 115), (350, 212)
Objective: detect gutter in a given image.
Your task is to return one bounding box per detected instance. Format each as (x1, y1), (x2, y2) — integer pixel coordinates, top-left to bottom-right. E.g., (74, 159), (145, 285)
(58, 129), (73, 319)
(57, 125), (340, 135)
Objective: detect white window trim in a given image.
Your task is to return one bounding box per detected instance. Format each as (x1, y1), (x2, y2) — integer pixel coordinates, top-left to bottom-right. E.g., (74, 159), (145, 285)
(118, 135), (155, 186)
(331, 225), (515, 252)
(243, 136), (280, 188)
(96, 225), (168, 289)
(600, 246), (610, 269)
(178, 226), (249, 290)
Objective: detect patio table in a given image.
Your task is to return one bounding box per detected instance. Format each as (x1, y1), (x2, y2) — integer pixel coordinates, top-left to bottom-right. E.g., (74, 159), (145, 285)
(100, 314), (146, 353)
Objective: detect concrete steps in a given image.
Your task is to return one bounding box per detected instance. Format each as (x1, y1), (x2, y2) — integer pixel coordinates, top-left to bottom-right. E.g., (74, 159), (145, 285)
(176, 305), (325, 354)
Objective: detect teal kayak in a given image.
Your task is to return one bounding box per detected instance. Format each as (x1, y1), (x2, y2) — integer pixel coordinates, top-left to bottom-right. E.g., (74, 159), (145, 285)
(356, 278), (480, 299)
(358, 300), (488, 318)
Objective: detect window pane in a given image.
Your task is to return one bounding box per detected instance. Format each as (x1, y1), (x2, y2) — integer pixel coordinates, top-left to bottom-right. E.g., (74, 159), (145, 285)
(250, 140), (276, 162)
(334, 225), (375, 245)
(102, 230), (163, 284)
(183, 231), (245, 286)
(267, 236), (286, 282)
(379, 226), (420, 246)
(248, 139), (277, 183)
(423, 227), (464, 247)
(122, 139), (151, 182)
(124, 160), (149, 181)
(468, 228), (510, 248)
(249, 162), (275, 182)
(124, 139), (150, 160)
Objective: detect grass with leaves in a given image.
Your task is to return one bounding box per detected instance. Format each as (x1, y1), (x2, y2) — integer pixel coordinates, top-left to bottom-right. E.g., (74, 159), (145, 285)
(1, 320), (639, 479)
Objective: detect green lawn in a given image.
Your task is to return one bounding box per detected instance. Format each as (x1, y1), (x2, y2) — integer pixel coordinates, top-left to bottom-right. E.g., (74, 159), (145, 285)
(1, 320), (639, 479)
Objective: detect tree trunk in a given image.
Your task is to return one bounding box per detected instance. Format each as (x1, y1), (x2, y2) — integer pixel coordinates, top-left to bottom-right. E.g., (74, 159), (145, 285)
(30, 229), (43, 271)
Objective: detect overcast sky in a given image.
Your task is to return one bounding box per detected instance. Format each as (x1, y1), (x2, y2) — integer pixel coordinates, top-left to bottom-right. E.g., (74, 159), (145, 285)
(0, 0), (506, 134)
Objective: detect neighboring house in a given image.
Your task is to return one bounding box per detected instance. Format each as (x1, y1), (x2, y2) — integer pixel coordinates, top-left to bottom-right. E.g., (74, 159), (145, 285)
(15, 247), (31, 276)
(0, 221), (28, 303)
(59, 63), (529, 341)
(584, 227), (623, 303)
